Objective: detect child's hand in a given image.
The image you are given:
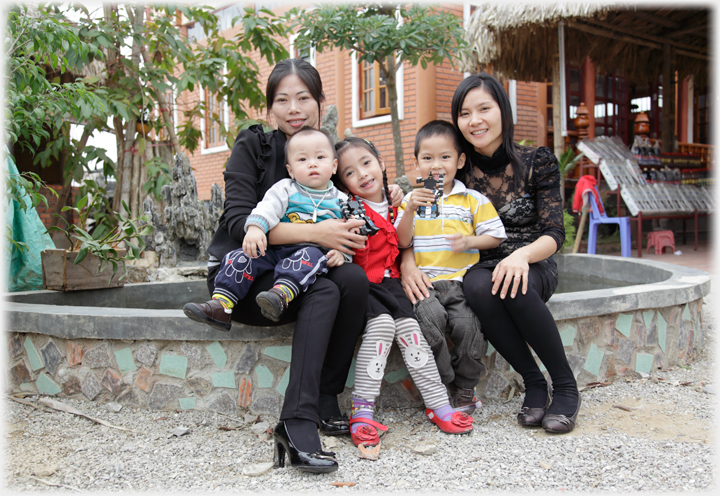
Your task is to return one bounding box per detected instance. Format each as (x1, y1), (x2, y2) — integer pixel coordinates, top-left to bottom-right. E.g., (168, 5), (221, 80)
(242, 226), (267, 258)
(447, 234), (471, 253)
(388, 184), (404, 207)
(406, 188), (437, 212)
(325, 249), (345, 267)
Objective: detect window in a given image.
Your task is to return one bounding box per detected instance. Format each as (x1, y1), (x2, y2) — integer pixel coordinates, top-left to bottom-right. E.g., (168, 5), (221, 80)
(289, 34), (316, 66)
(695, 85), (710, 144)
(360, 58), (390, 119)
(203, 88), (227, 151)
(593, 73), (628, 142)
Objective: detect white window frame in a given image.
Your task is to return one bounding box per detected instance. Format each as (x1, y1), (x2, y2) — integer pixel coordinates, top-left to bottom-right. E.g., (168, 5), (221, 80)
(351, 51), (404, 128)
(200, 75), (230, 155)
(289, 33), (317, 67)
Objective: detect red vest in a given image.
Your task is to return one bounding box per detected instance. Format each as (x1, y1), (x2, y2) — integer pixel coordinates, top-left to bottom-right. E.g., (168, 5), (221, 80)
(352, 205), (400, 284)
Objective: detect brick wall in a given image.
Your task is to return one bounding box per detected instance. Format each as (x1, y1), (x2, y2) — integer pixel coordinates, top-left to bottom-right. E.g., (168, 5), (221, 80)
(182, 3), (544, 197)
(35, 185), (78, 229)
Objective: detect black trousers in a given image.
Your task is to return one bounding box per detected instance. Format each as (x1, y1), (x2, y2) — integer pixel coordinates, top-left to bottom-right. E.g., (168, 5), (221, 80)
(463, 266), (577, 407)
(208, 261), (368, 423)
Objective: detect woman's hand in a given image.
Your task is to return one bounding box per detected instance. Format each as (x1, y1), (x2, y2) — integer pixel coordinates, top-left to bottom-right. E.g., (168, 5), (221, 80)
(242, 226), (267, 258)
(314, 218), (368, 256)
(325, 249), (345, 267)
(388, 183), (404, 208)
(491, 250), (531, 299)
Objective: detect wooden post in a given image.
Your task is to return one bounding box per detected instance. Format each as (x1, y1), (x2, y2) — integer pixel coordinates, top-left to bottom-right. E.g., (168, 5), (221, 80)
(552, 55), (564, 161)
(662, 43), (675, 152)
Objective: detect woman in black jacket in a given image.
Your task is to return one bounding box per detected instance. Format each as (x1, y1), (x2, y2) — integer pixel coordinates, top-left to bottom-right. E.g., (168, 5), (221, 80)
(204, 59), (378, 472)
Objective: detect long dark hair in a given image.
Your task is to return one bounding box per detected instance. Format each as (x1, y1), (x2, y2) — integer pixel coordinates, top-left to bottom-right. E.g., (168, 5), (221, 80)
(266, 59), (325, 124)
(334, 137), (394, 223)
(451, 72), (525, 188)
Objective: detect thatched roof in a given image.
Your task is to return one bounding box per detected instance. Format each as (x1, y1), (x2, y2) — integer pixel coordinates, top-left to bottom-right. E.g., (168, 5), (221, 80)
(463, 2), (710, 84)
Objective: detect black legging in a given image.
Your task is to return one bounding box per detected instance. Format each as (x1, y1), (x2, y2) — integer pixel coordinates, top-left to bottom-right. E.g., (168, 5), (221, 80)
(463, 265), (578, 415)
(208, 261), (368, 423)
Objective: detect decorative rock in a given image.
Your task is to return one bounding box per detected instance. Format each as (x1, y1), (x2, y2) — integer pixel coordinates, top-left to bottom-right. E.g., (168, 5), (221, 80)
(115, 387), (141, 407)
(249, 393), (280, 415)
(579, 318), (601, 344)
(134, 343), (157, 367)
(9, 334), (23, 357)
(212, 371), (236, 389)
(159, 354), (188, 379)
(206, 341), (227, 368)
(24, 337), (43, 371)
(135, 366), (153, 392)
(208, 392), (236, 415)
(83, 345), (112, 369)
(66, 341), (83, 367)
(114, 348), (136, 375)
(101, 368), (122, 395)
(181, 343), (202, 368)
(384, 367), (408, 384)
(61, 374), (82, 396)
(81, 373), (103, 400)
(567, 354), (586, 378)
(262, 345), (292, 363)
(238, 378), (252, 407)
(250, 421), (270, 436)
(617, 338), (635, 365)
(9, 360), (32, 385)
(241, 462), (274, 477)
(494, 353), (510, 372)
(235, 344), (259, 374)
(39, 341), (63, 375)
(36, 372), (62, 395)
(187, 377), (212, 398)
(179, 397), (196, 410)
(275, 368), (290, 396)
(255, 365), (274, 388)
(144, 153), (223, 267)
(401, 378), (422, 405)
(148, 383), (183, 410)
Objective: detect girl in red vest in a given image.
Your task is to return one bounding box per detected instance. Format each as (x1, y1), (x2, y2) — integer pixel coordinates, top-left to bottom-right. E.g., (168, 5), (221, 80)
(333, 137), (473, 447)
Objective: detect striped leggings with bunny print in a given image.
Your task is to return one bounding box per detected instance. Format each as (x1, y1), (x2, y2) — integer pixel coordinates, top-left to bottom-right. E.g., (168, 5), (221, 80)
(353, 314), (449, 409)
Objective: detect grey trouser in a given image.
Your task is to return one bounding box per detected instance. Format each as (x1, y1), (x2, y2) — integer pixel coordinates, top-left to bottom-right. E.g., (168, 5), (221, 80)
(413, 279), (487, 389)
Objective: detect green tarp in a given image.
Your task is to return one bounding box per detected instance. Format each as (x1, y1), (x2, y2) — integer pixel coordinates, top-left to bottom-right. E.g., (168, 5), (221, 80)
(3, 146), (55, 292)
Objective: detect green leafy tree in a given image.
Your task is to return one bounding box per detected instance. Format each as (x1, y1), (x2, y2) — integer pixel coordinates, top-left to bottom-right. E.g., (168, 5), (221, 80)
(5, 3), (293, 250)
(293, 3), (469, 179)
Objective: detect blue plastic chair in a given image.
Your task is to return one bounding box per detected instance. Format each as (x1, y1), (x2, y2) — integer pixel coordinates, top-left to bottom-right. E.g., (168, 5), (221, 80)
(586, 186), (632, 257)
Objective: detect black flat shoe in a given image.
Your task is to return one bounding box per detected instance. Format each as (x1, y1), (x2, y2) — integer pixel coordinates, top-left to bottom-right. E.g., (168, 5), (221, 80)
(542, 395), (582, 434)
(273, 421), (338, 474)
(319, 416), (350, 436)
(517, 390), (550, 427)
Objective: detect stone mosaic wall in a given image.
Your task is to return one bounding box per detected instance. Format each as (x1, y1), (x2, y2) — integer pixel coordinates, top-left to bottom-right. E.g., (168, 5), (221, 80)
(6, 299), (704, 414)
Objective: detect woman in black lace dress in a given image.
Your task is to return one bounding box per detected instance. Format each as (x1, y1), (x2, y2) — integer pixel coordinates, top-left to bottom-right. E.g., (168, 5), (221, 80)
(401, 72), (581, 433)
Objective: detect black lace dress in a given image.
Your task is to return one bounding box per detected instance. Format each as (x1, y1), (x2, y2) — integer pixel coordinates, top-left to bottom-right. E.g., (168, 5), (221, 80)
(463, 145), (565, 302)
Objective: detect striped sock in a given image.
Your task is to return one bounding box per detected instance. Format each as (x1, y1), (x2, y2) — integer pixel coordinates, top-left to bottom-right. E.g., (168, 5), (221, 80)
(350, 397), (375, 434)
(212, 294), (233, 313)
(273, 283), (296, 303)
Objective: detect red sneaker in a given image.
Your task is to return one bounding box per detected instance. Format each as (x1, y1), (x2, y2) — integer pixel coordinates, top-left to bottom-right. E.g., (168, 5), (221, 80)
(425, 409), (474, 434)
(348, 418), (388, 446)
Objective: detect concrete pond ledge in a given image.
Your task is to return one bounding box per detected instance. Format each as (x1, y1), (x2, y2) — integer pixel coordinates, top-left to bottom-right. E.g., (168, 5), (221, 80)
(4, 254), (711, 415)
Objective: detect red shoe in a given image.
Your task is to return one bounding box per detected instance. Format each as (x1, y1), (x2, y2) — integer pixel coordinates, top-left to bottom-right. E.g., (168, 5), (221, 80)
(425, 409), (474, 434)
(348, 418), (388, 446)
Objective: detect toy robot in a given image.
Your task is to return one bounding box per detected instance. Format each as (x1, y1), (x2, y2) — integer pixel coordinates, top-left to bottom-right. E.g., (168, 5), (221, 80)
(341, 197), (379, 236)
(415, 173), (444, 218)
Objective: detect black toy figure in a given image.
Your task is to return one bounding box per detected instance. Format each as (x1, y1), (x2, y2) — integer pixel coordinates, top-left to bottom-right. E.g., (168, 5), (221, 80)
(415, 173), (444, 218)
(341, 197), (379, 236)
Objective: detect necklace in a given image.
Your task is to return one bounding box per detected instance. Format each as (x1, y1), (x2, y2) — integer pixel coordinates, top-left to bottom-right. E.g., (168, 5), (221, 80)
(308, 190), (330, 222)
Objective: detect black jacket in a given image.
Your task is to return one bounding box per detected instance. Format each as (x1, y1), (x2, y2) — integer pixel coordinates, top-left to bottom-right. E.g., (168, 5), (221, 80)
(207, 125), (289, 260)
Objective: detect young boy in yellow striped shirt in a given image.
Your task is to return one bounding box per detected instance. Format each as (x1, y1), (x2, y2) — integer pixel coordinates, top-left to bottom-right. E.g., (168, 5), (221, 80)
(395, 120), (507, 414)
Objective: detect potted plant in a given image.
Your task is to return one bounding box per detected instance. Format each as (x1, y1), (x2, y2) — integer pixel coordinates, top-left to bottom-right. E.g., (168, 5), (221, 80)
(136, 107), (151, 135)
(43, 180), (153, 291)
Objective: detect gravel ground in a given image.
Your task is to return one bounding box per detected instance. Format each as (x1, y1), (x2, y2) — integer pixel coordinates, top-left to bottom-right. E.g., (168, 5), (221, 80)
(5, 285), (717, 494)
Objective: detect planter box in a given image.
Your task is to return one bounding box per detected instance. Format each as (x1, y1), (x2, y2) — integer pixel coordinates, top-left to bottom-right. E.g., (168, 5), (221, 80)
(41, 249), (126, 291)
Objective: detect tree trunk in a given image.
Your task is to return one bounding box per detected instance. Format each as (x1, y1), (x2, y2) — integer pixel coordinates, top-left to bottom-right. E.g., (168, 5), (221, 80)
(552, 54), (566, 204)
(112, 117), (125, 212)
(382, 56), (405, 180)
(49, 128), (92, 228)
(139, 46), (181, 156)
(662, 43), (675, 153)
(130, 140), (141, 217)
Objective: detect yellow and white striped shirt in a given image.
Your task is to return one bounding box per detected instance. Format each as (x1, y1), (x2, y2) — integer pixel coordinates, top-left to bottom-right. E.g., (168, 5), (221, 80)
(395, 180), (506, 282)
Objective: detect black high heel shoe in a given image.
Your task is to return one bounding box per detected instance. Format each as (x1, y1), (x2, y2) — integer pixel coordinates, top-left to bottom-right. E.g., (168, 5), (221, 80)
(319, 415), (350, 436)
(273, 420), (338, 474)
